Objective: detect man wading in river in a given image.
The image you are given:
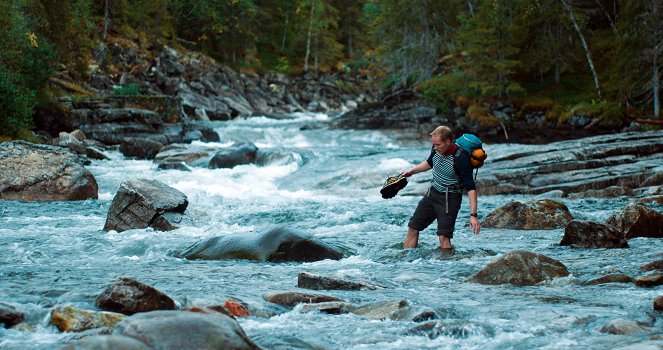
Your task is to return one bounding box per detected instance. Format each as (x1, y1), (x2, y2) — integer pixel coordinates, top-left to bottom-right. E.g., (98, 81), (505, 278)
(400, 126), (480, 250)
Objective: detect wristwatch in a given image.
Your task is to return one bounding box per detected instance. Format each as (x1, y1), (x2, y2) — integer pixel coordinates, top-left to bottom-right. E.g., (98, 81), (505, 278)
(470, 212), (478, 218)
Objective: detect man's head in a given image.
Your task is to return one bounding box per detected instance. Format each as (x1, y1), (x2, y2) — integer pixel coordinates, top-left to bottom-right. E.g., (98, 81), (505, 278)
(430, 126), (454, 154)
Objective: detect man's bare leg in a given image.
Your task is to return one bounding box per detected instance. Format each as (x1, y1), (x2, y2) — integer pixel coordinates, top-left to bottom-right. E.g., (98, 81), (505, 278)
(404, 227), (420, 248)
(438, 235), (453, 251)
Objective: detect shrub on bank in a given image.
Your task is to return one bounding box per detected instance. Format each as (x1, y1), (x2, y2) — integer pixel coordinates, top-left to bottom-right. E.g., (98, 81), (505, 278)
(0, 68), (36, 137)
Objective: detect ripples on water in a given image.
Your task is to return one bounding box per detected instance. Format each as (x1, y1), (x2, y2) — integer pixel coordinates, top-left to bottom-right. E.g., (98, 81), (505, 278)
(1, 114), (662, 349)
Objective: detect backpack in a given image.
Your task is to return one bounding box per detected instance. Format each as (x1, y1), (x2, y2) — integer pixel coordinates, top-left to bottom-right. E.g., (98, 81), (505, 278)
(453, 133), (487, 181)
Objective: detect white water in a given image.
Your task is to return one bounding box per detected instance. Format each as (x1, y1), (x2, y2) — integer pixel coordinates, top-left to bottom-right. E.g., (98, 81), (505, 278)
(1, 114), (662, 349)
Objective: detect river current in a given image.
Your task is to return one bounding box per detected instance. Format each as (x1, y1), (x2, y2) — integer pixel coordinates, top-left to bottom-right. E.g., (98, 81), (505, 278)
(1, 113), (662, 349)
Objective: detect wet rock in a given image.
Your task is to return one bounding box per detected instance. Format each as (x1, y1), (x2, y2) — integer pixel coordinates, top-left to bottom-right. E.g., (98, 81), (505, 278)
(49, 305), (125, 332)
(654, 295), (663, 311)
(103, 179), (188, 232)
(606, 203), (663, 239)
(389, 306), (439, 322)
(560, 220), (628, 248)
(58, 335), (152, 350)
(299, 301), (357, 314)
(638, 196), (663, 205)
(0, 141), (98, 201)
(181, 227), (343, 262)
(467, 250), (569, 286)
(582, 273), (633, 286)
(297, 272), (383, 291)
(95, 277), (177, 315)
(598, 319), (651, 335)
(119, 138), (164, 159)
(53, 131), (109, 160)
(263, 292), (343, 308)
(634, 271), (663, 288)
(113, 310), (260, 350)
(568, 186), (634, 198)
(157, 161), (192, 171)
(408, 320), (496, 339)
(482, 199), (573, 230)
(223, 299), (250, 317)
(0, 302), (24, 328)
(251, 334), (323, 350)
(351, 300), (408, 320)
(153, 146), (210, 165)
(642, 173), (663, 187)
(208, 142), (258, 169)
(640, 259), (663, 271)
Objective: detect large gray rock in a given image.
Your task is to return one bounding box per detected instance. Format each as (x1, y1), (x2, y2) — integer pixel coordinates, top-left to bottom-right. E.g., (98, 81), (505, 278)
(0, 141), (98, 201)
(95, 277), (177, 315)
(113, 310), (260, 350)
(208, 142), (258, 169)
(482, 199), (573, 230)
(59, 335), (152, 350)
(467, 250), (569, 286)
(560, 220), (628, 248)
(263, 292), (343, 308)
(181, 227), (343, 262)
(103, 179), (188, 232)
(297, 272), (383, 291)
(606, 203), (663, 239)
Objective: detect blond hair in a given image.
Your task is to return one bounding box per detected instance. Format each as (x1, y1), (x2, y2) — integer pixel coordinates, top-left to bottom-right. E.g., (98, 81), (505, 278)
(430, 126), (454, 141)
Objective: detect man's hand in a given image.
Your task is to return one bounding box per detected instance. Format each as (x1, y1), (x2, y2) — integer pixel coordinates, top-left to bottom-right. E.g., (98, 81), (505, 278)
(400, 169), (414, 177)
(469, 216), (480, 234)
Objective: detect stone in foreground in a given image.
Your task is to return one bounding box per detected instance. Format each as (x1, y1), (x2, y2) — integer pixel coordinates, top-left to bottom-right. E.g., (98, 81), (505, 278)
(467, 250), (569, 286)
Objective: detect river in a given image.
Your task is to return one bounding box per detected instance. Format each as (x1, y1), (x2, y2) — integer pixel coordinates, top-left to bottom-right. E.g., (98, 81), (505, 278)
(1, 113), (662, 349)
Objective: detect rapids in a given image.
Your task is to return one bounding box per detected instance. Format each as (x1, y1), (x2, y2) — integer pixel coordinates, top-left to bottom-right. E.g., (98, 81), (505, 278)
(1, 113), (662, 349)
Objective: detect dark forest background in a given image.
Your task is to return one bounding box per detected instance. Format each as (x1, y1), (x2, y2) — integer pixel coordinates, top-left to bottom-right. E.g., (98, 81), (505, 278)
(0, 0), (661, 139)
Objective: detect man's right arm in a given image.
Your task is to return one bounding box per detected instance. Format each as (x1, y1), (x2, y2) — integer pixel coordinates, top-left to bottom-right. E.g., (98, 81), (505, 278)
(401, 160), (432, 177)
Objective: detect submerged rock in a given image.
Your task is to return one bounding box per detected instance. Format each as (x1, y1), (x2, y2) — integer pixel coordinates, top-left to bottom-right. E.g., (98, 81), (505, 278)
(95, 277), (177, 315)
(654, 295), (663, 311)
(560, 220), (628, 248)
(482, 199), (573, 230)
(299, 301), (357, 314)
(598, 319), (651, 335)
(181, 227), (343, 262)
(59, 335), (152, 350)
(467, 250), (569, 286)
(113, 310), (260, 350)
(297, 272), (383, 291)
(0, 141), (98, 201)
(634, 271), (663, 288)
(582, 273), (633, 286)
(640, 259), (663, 271)
(606, 203), (663, 239)
(263, 292), (343, 308)
(103, 179), (188, 232)
(0, 302), (24, 328)
(351, 300), (409, 320)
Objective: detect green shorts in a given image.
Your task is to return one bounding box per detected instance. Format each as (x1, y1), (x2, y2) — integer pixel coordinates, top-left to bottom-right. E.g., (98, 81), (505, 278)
(408, 187), (462, 238)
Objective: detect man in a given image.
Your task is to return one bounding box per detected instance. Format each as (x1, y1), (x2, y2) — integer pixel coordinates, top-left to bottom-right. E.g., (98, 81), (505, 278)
(400, 126), (480, 250)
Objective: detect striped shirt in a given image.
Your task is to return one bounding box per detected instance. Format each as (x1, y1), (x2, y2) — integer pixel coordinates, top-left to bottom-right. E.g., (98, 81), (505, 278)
(425, 145), (476, 193)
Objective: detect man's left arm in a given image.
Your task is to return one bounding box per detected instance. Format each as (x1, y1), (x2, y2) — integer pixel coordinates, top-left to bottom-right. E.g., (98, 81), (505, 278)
(468, 189), (480, 234)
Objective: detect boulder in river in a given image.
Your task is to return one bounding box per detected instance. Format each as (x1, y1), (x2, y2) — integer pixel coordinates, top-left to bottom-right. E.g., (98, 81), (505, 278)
(59, 335), (152, 350)
(208, 142), (258, 169)
(640, 259), (663, 271)
(605, 203), (663, 239)
(49, 305), (125, 332)
(560, 220), (628, 248)
(263, 291), (344, 308)
(103, 179), (188, 232)
(297, 272), (383, 291)
(95, 277), (177, 315)
(654, 295), (663, 311)
(467, 250), (569, 286)
(0, 302), (24, 328)
(582, 273), (633, 286)
(482, 199), (573, 230)
(634, 271), (663, 288)
(0, 141), (98, 201)
(180, 227), (343, 262)
(113, 310), (260, 350)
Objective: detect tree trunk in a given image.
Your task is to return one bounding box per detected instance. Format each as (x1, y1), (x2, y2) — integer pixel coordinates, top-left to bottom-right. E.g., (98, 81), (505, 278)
(280, 12), (289, 53)
(562, 0), (602, 99)
(103, 0), (110, 41)
(654, 50), (660, 118)
(401, 21), (409, 89)
(304, 0), (315, 72)
(314, 32), (319, 72)
(594, 0), (617, 32)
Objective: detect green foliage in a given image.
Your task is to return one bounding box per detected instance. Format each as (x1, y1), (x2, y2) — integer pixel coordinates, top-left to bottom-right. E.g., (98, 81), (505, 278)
(0, 67), (36, 137)
(418, 73), (472, 111)
(112, 83), (141, 96)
